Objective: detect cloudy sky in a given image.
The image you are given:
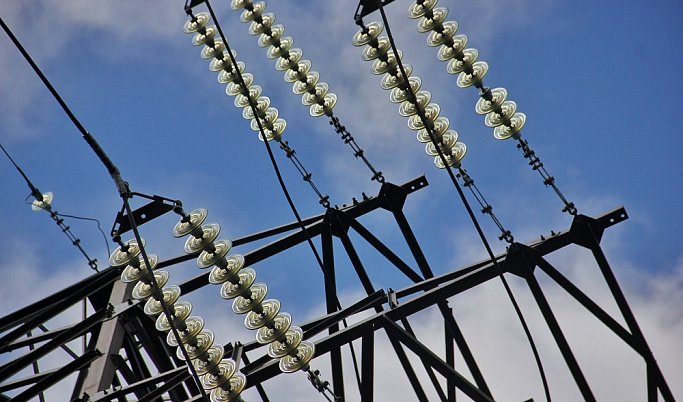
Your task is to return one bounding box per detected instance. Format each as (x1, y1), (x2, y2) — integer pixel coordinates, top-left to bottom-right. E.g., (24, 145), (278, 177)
(0, 0), (681, 401)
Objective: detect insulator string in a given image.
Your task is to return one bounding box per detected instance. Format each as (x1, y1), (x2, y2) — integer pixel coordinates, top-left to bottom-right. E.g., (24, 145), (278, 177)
(228, 0), (385, 184)
(369, 2), (551, 400)
(198, 3), (344, 398)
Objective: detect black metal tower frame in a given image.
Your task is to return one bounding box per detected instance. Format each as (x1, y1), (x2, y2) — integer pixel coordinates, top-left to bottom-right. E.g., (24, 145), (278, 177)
(0, 174), (674, 401)
(0, 0), (675, 400)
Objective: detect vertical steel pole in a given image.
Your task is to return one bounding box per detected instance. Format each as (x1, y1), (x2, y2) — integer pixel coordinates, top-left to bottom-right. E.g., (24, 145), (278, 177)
(321, 215), (345, 401)
(361, 326), (375, 401)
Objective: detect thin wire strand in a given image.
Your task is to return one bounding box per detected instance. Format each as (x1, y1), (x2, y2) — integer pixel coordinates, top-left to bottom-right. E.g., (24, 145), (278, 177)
(52, 212), (111, 256)
(370, 3), (551, 400)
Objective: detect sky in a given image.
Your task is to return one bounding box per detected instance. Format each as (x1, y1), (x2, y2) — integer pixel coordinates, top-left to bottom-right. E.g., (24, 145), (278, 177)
(0, 0), (681, 401)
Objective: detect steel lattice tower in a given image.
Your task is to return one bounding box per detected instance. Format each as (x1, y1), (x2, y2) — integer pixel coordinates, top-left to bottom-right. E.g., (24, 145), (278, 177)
(0, 0), (675, 401)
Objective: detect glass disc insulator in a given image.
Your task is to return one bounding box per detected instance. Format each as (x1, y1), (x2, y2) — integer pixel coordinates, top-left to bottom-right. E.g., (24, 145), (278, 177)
(232, 282), (268, 314)
(258, 24), (285, 47)
(155, 300), (193, 332)
(284, 59), (311, 83)
(230, 0), (252, 11)
(485, 100), (517, 127)
(245, 299), (281, 330)
(240, 1), (265, 23)
(255, 313), (292, 344)
(173, 208), (208, 238)
(267, 325), (303, 358)
(242, 96), (271, 120)
(192, 344), (224, 375)
(209, 254), (246, 285)
(143, 285), (181, 316)
(109, 238), (144, 267)
(177, 330), (214, 360)
(457, 61), (488, 88)
(427, 21), (458, 47)
(192, 26), (218, 46)
(121, 253), (158, 283)
(167, 316), (204, 347)
(210, 373), (246, 402)
(417, 118), (451, 142)
(201, 39), (226, 60)
(407, 103), (441, 131)
(234, 84), (262, 108)
(380, 64), (412, 90)
(209, 50), (237, 72)
(248, 13), (275, 36)
(371, 50), (402, 75)
(390, 76), (422, 103)
(217, 62), (246, 85)
(266, 37), (293, 59)
(425, 131), (459, 156)
(292, 71), (320, 95)
(226, 73), (254, 97)
(310, 93), (337, 117)
(361, 37), (390, 61)
(201, 359), (237, 390)
(258, 118), (287, 142)
(184, 223), (221, 254)
(446, 48), (479, 74)
(132, 270), (170, 301)
(275, 48), (303, 71)
(197, 239), (232, 269)
(408, 0), (439, 19)
(475, 87), (508, 115)
(184, 12), (210, 34)
(250, 108), (279, 131)
(437, 34), (468, 61)
(301, 82), (329, 106)
(399, 90), (431, 117)
(220, 268), (256, 300)
(434, 142), (467, 169)
(418, 7), (449, 33)
(352, 21), (384, 47)
(31, 191), (53, 211)
(493, 112), (526, 140)
(279, 340), (316, 373)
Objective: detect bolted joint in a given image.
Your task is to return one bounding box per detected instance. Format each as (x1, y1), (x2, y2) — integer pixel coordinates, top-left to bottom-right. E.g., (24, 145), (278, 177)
(499, 230), (514, 243)
(562, 202), (578, 215)
(320, 195), (331, 208)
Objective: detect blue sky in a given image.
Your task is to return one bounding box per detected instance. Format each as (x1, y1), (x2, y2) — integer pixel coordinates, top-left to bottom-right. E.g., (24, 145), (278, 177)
(0, 0), (681, 401)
